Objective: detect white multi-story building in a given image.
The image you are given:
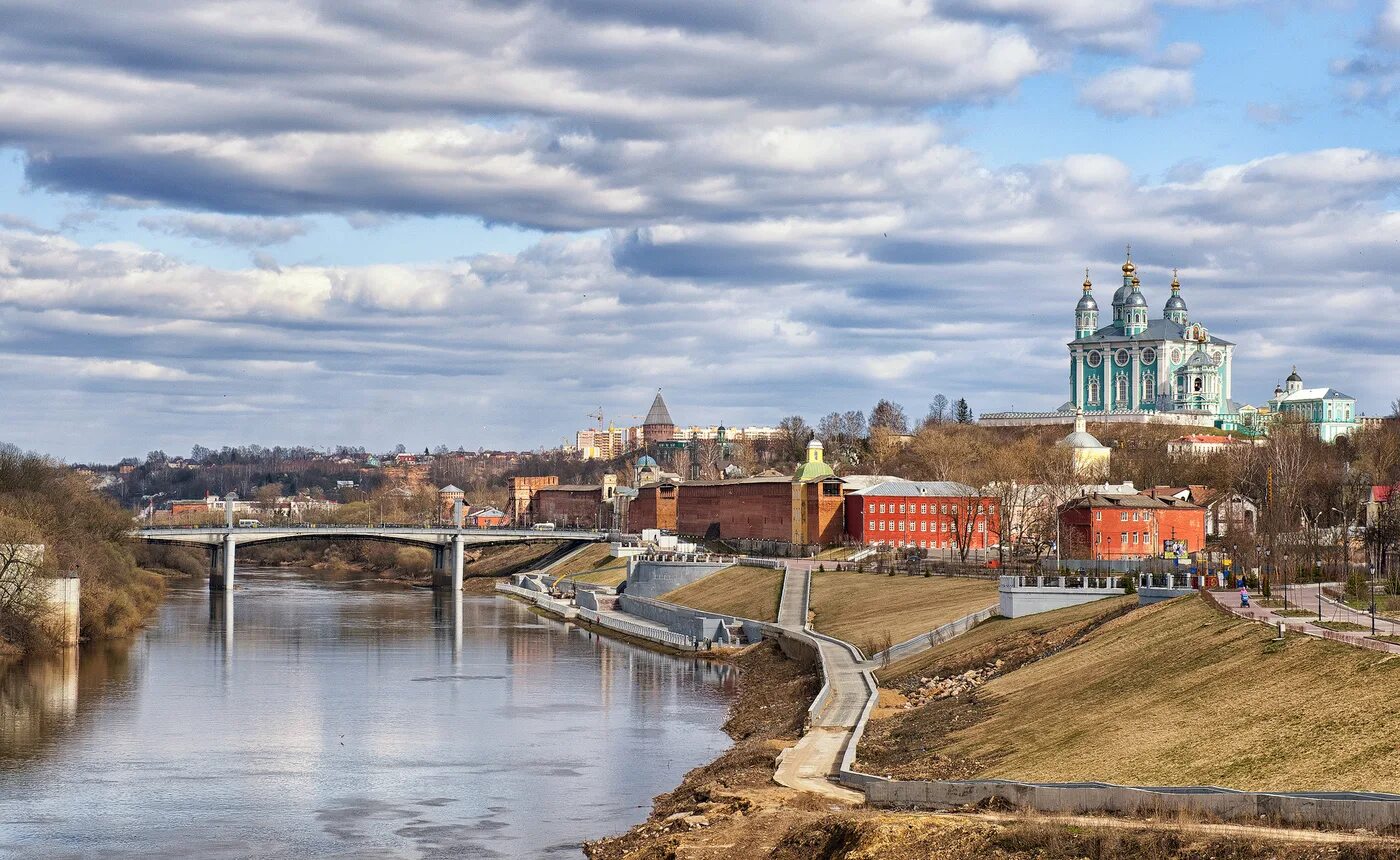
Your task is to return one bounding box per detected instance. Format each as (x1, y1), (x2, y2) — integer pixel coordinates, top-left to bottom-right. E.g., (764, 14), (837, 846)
(1268, 368), (1359, 443)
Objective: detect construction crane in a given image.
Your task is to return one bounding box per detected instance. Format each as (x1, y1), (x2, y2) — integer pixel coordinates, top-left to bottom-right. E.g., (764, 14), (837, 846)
(587, 407), (605, 429)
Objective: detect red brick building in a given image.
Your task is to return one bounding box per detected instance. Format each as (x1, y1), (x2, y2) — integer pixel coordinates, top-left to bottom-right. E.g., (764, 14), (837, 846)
(508, 475), (559, 525)
(844, 480), (998, 550)
(1059, 493), (1205, 560)
(533, 474), (620, 529)
(466, 505), (508, 528)
(631, 440), (846, 548)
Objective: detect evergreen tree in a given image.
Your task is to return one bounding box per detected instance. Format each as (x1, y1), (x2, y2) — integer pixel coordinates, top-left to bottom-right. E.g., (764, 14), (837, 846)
(954, 397), (973, 424)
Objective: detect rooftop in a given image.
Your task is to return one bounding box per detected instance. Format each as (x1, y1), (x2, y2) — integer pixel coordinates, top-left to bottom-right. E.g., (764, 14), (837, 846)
(643, 390), (674, 427)
(848, 479), (977, 497)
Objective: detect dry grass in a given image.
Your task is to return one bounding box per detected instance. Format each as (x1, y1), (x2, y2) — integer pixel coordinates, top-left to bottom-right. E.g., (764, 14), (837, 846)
(938, 595), (1400, 792)
(543, 544), (629, 586)
(661, 565), (785, 622)
(809, 572), (999, 656)
(877, 595), (1136, 683)
(461, 541), (562, 577)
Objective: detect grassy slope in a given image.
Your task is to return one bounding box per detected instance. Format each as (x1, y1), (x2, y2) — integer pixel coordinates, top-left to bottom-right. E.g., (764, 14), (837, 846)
(941, 595), (1400, 792)
(661, 565), (785, 622)
(877, 595), (1136, 683)
(809, 572), (999, 657)
(462, 541), (563, 577)
(544, 543), (629, 586)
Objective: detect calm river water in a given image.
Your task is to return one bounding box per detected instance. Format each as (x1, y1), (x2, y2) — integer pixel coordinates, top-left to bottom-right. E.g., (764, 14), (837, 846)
(0, 568), (737, 858)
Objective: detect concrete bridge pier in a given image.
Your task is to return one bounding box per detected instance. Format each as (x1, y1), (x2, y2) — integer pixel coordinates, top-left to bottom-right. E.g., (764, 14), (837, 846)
(430, 536), (465, 590)
(209, 534), (236, 591)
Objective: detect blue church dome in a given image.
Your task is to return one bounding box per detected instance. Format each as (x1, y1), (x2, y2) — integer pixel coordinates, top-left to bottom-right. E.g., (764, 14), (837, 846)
(1076, 292), (1099, 311)
(1124, 289), (1148, 308)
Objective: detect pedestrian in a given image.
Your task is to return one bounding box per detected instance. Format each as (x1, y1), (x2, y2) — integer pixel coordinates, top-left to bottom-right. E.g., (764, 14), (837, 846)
(1239, 585), (1250, 608)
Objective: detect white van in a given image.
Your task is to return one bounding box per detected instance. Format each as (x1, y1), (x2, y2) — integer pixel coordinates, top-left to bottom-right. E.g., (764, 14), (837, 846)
(237, 519), (262, 528)
(531, 522), (557, 531)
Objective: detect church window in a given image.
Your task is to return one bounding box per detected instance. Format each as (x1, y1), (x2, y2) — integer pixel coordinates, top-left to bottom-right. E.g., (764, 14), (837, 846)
(1170, 347), (1183, 364)
(1115, 374), (1128, 404)
(1115, 349), (1130, 367)
(1087, 351), (1102, 367)
(1143, 374), (1156, 400)
(1087, 379), (1100, 405)
(1141, 347), (1156, 364)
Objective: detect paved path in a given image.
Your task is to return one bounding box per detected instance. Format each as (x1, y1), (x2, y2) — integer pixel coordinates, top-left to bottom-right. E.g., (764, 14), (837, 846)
(771, 566), (868, 803)
(1206, 586), (1400, 655)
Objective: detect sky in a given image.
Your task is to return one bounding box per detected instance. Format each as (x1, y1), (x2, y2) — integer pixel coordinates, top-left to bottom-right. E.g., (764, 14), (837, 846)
(1, 0), (1399, 463)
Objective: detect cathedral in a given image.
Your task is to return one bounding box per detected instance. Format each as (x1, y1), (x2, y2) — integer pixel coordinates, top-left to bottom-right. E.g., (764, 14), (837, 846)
(1066, 250), (1237, 421)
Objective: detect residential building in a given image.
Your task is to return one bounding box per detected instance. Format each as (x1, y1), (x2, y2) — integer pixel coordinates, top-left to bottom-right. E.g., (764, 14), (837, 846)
(466, 505), (508, 528)
(844, 480), (998, 551)
(1267, 367), (1359, 443)
(1059, 493), (1206, 560)
(576, 425), (627, 460)
(1166, 433), (1254, 458)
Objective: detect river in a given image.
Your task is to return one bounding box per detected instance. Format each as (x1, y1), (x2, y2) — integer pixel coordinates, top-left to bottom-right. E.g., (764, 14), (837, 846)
(0, 568), (737, 858)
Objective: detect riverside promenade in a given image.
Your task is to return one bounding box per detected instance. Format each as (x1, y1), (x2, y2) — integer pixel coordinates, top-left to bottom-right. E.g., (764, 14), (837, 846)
(1206, 585), (1400, 655)
(771, 567), (870, 803)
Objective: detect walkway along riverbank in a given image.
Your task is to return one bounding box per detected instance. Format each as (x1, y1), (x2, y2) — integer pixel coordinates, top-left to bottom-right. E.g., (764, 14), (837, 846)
(501, 568), (1400, 835)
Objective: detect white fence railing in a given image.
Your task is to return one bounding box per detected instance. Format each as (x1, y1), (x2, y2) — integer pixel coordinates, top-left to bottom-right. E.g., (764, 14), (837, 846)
(576, 607), (700, 650)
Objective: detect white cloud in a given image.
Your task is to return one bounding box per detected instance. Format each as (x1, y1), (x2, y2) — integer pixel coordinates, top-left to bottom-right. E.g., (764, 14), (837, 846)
(1079, 66), (1194, 117)
(1377, 0), (1400, 49)
(138, 213), (309, 246)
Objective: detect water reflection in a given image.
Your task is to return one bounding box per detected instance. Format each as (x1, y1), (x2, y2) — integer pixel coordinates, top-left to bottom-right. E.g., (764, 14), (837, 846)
(0, 568), (736, 858)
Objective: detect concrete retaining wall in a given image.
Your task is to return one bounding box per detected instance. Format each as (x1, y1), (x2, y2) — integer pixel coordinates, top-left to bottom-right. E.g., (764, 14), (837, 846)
(624, 558), (730, 598)
(999, 576), (1125, 618)
(1138, 586), (1195, 605)
(866, 779), (1400, 831)
(617, 594), (740, 644)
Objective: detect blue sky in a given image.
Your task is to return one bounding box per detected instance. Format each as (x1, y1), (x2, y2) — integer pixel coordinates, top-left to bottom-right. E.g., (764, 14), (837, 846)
(0, 0), (1398, 461)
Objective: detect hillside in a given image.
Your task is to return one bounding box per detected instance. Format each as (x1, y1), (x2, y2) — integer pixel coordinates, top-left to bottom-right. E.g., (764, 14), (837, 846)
(661, 565), (785, 622)
(809, 572), (999, 658)
(544, 543), (628, 586)
(863, 595), (1400, 792)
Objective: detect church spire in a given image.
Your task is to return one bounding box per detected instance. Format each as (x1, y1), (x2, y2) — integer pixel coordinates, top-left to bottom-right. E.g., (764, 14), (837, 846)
(1075, 267), (1098, 339)
(1163, 266), (1188, 324)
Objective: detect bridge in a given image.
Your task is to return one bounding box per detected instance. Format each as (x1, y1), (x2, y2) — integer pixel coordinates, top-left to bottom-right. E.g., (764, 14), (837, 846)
(135, 525), (608, 591)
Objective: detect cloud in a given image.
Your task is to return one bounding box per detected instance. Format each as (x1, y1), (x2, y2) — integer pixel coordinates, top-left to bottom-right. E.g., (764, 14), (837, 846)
(139, 213), (309, 246)
(0, 0), (1051, 229)
(3, 137), (1399, 459)
(1376, 0), (1400, 49)
(1245, 102), (1297, 127)
(1079, 65), (1195, 117)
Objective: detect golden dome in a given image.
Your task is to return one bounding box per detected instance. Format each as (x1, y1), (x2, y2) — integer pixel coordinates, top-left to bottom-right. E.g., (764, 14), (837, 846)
(1122, 260), (1135, 274)
(1083, 268), (1092, 290)
(1131, 274), (1141, 287)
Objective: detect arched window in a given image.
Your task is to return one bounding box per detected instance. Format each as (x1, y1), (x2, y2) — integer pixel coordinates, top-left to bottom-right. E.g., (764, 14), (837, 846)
(1143, 374), (1156, 401)
(1115, 374), (1129, 404)
(1193, 377), (1202, 392)
(1087, 378), (1100, 405)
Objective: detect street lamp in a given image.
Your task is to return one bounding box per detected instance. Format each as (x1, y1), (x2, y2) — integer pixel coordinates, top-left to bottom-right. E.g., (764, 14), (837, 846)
(1283, 552), (1290, 611)
(1370, 565), (1377, 636)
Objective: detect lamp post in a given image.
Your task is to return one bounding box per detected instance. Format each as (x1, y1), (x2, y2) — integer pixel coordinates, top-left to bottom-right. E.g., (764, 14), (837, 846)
(1283, 552), (1290, 611)
(1370, 565), (1377, 636)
